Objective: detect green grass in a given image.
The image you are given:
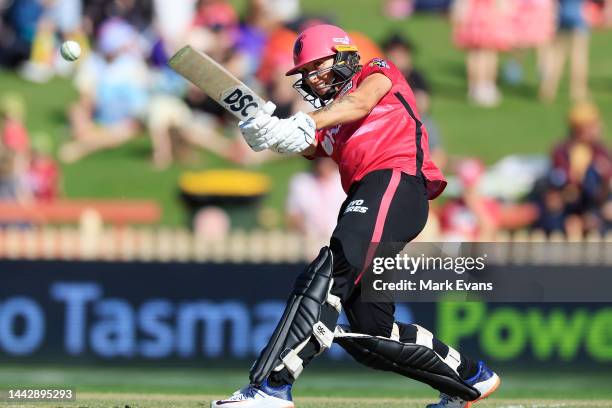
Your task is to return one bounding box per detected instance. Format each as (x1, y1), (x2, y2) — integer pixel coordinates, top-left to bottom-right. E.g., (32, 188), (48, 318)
(3, 3), (612, 225)
(0, 365), (610, 407)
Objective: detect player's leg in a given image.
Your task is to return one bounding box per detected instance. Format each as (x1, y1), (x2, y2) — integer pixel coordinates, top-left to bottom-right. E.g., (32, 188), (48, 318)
(332, 171), (500, 406)
(210, 170), (397, 408)
(211, 247), (339, 408)
(336, 303), (500, 406)
(569, 29), (589, 101)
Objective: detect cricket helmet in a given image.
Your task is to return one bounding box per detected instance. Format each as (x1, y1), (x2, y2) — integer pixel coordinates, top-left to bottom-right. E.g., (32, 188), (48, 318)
(286, 24), (355, 75)
(286, 24), (361, 107)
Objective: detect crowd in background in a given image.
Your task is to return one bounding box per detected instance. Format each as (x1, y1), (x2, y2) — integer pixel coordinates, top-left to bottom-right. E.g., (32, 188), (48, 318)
(0, 0), (611, 243)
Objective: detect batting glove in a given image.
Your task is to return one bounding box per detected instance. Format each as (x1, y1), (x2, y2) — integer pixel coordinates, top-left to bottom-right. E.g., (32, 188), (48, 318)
(239, 101), (277, 152)
(268, 111), (317, 154)
(240, 110), (316, 154)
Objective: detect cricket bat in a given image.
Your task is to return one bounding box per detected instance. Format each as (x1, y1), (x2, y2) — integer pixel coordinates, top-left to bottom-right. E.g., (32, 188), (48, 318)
(168, 45), (274, 121)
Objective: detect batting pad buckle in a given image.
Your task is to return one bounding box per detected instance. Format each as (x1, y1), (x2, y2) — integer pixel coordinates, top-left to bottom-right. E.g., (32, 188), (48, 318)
(280, 349), (304, 378)
(326, 293), (342, 313)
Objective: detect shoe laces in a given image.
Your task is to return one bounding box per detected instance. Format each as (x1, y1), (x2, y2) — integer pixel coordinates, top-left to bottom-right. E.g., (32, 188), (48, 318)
(230, 386), (259, 401)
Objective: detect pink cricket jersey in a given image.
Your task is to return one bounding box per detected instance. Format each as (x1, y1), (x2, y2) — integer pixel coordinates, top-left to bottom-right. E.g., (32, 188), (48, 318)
(306, 58), (446, 199)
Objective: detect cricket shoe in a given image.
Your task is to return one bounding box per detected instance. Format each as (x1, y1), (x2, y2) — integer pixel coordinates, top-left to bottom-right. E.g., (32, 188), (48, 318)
(426, 361), (500, 408)
(211, 380), (294, 408)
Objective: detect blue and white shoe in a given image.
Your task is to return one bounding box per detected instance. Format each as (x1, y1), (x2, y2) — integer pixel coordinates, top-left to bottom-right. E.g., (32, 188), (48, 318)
(426, 361), (501, 408)
(211, 380), (294, 408)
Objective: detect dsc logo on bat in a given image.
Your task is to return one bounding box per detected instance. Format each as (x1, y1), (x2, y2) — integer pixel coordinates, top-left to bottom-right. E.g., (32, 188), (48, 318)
(222, 87), (261, 118)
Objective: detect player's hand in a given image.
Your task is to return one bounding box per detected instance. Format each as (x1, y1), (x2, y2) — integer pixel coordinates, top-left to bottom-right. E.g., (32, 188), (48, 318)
(239, 114), (280, 151)
(268, 112), (316, 154)
(239, 110), (315, 154)
(238, 101), (277, 152)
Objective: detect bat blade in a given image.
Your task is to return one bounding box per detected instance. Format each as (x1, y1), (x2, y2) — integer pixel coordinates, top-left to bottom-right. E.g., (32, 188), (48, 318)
(169, 45), (266, 121)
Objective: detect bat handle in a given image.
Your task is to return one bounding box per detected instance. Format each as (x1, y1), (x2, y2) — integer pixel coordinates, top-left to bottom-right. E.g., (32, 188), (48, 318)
(241, 101), (276, 123)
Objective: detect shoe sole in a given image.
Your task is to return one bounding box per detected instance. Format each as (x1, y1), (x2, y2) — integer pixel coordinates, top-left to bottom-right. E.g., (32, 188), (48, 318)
(211, 401), (294, 408)
(465, 374), (501, 408)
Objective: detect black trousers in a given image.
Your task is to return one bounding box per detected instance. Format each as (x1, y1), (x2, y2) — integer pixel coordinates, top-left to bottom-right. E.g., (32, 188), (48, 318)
(330, 169), (429, 338)
(268, 170), (478, 386)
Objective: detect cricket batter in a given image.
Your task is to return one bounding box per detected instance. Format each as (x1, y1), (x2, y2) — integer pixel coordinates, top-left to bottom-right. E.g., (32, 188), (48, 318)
(212, 24), (500, 408)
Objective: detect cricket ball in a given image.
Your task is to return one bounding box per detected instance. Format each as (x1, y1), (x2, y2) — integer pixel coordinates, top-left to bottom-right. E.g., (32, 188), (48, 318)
(60, 41), (81, 62)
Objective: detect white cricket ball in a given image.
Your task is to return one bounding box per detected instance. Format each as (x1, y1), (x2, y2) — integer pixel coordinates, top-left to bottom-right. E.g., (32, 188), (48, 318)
(60, 40), (81, 61)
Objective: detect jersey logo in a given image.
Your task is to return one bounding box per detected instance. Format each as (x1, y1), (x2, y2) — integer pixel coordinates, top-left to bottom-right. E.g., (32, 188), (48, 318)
(344, 199), (368, 214)
(369, 58), (390, 69)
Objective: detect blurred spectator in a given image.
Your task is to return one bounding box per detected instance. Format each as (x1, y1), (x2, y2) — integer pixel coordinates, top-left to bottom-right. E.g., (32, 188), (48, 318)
(0, 0), (44, 68)
(0, 94), (59, 203)
(540, 0), (591, 102)
(605, 0), (612, 26)
(257, 29), (305, 119)
(147, 84), (250, 169)
(416, 0), (452, 11)
(382, 33), (429, 107)
(286, 158), (345, 245)
(27, 132), (60, 202)
(193, 206), (231, 240)
(59, 18), (148, 162)
(152, 0), (196, 54)
(502, 0), (556, 86)
(440, 159), (501, 240)
(383, 0), (452, 17)
(583, 0), (609, 26)
(83, 0), (153, 35)
(146, 0), (286, 168)
(531, 171), (571, 234)
(256, 27), (296, 85)
(0, 146), (20, 202)
(263, 0), (300, 26)
(0, 93), (32, 203)
(451, 0), (513, 107)
(382, 33), (447, 170)
(384, 0), (415, 19)
(440, 158), (538, 240)
(540, 102), (612, 235)
(1, 94), (30, 156)
(245, 0), (297, 33)
(18, 0), (89, 82)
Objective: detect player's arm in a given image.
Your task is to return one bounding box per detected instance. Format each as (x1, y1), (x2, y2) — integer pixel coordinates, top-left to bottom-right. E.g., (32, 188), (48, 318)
(241, 74), (391, 155)
(309, 73), (392, 129)
(301, 73), (391, 156)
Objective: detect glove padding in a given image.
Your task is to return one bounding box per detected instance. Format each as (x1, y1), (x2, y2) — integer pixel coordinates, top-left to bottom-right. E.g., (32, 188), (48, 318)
(239, 101), (278, 152)
(268, 111), (316, 154)
(240, 111), (316, 154)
